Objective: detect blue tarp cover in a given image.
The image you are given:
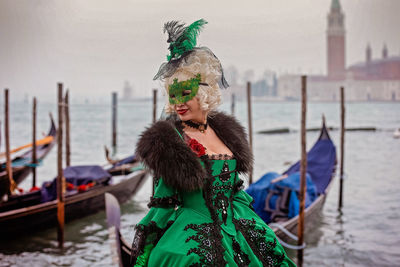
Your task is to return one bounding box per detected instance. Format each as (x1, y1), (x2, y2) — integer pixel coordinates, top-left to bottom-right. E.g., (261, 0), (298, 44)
(284, 139), (336, 194)
(246, 131), (336, 223)
(246, 172), (317, 223)
(40, 165), (111, 202)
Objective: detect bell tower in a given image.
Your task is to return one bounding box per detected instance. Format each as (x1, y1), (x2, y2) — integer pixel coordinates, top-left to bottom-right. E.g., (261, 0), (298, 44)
(327, 0), (346, 79)
(382, 43), (388, 59)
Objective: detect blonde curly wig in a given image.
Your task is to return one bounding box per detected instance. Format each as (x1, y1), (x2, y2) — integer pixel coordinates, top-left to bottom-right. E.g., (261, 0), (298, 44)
(164, 49), (222, 114)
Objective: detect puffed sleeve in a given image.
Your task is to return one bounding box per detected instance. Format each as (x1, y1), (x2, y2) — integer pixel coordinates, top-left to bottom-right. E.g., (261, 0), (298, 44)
(131, 177), (181, 266)
(131, 119), (207, 266)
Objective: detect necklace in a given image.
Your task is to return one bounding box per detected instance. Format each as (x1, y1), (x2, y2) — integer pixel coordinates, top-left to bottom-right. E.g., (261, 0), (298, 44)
(182, 120), (208, 133)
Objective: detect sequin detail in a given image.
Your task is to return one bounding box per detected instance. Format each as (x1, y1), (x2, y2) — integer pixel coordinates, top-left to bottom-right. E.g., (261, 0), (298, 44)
(184, 223), (227, 266)
(219, 161), (231, 182)
(232, 237), (251, 267)
(215, 192), (229, 224)
(131, 221), (174, 265)
(207, 154), (234, 160)
(233, 218), (285, 267)
(147, 194), (181, 208)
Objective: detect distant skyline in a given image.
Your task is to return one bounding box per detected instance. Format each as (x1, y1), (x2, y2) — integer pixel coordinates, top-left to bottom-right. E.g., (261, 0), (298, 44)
(1, 0), (399, 103)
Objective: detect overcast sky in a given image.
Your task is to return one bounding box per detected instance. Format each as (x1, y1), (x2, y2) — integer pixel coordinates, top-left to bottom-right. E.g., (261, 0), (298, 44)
(1, 0), (399, 102)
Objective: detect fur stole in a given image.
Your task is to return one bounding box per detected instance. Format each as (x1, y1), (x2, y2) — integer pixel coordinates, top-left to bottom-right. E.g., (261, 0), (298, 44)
(135, 111), (253, 192)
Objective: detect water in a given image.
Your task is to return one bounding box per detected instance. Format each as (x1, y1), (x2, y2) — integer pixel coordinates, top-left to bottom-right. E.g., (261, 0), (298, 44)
(0, 100), (399, 266)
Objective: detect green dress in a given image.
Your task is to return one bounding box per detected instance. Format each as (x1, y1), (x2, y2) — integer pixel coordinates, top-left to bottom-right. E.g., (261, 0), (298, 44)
(131, 157), (296, 266)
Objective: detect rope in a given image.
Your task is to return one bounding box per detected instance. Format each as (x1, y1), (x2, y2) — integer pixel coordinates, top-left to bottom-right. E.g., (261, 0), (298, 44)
(269, 223), (306, 250)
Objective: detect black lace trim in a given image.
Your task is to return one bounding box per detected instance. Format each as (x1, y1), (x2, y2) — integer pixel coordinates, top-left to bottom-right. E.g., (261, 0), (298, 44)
(212, 182), (233, 193)
(219, 161), (231, 181)
(184, 223), (226, 266)
(201, 157), (220, 223)
(206, 154), (234, 160)
(130, 220), (174, 265)
(232, 237), (251, 267)
(233, 179), (244, 194)
(232, 218), (285, 267)
(130, 226), (146, 264)
(215, 191), (229, 224)
(147, 194), (181, 208)
(189, 156), (228, 266)
(154, 176), (160, 188)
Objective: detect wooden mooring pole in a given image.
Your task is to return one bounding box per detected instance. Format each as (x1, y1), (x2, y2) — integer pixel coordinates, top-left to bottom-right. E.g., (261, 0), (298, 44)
(32, 97), (37, 187)
(57, 83), (65, 248)
(112, 92), (117, 155)
(338, 86), (345, 209)
(297, 75), (307, 266)
(4, 89), (16, 194)
(65, 90), (71, 167)
(231, 93), (235, 116)
(152, 89), (158, 195)
(246, 82), (253, 184)
(153, 89), (157, 124)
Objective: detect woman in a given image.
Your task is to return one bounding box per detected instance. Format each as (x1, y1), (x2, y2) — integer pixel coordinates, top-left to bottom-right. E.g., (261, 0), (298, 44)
(131, 19), (295, 267)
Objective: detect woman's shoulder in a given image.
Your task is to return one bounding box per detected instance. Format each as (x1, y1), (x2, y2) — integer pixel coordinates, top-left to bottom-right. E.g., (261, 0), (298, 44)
(135, 117), (206, 192)
(208, 111), (247, 138)
(135, 118), (180, 162)
(139, 119), (177, 139)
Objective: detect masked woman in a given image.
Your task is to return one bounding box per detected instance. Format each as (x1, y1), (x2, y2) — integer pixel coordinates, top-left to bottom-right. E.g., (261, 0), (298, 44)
(131, 19), (296, 267)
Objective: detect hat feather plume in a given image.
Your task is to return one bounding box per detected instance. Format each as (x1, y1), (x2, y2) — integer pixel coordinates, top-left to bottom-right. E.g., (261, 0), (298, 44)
(164, 19), (208, 61)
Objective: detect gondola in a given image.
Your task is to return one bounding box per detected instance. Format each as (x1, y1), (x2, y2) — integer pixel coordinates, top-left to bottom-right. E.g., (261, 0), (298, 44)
(0, 155), (148, 238)
(247, 117), (337, 246)
(105, 192), (135, 267)
(104, 119), (336, 266)
(0, 115), (57, 197)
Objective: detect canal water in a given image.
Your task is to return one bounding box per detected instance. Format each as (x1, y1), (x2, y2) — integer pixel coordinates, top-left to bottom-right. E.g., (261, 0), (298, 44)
(0, 99), (399, 266)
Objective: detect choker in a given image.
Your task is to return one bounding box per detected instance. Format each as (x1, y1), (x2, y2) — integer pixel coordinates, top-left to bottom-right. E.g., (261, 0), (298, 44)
(182, 120), (208, 133)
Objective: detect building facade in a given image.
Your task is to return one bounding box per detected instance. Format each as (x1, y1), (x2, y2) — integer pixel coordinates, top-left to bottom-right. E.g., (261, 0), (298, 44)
(277, 0), (400, 102)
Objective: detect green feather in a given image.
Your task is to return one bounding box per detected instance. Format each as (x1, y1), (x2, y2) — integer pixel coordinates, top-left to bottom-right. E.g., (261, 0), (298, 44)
(167, 19), (208, 61)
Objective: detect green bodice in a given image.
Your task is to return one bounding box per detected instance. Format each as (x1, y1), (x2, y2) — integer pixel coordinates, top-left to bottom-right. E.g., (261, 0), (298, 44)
(180, 159), (237, 230)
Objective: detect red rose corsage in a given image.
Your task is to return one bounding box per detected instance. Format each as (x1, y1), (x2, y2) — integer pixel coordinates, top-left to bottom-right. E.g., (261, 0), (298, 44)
(188, 138), (206, 157)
